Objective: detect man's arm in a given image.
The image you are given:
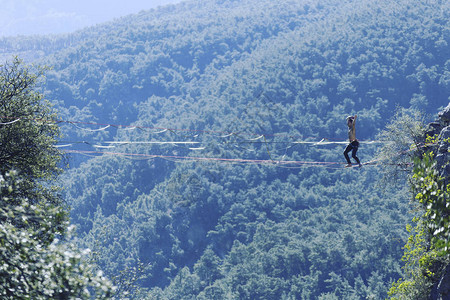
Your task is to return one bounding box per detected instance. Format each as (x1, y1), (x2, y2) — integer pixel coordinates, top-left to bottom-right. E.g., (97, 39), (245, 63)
(352, 115), (357, 140)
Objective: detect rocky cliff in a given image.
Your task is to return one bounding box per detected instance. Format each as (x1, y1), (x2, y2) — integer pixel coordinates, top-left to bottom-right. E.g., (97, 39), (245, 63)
(425, 103), (450, 300)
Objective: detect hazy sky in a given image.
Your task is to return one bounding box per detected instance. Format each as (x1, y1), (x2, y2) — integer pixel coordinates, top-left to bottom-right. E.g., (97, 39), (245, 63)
(0, 0), (183, 37)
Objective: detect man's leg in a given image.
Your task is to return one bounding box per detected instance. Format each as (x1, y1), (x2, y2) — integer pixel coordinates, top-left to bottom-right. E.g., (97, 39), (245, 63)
(344, 144), (352, 165)
(351, 146), (361, 166)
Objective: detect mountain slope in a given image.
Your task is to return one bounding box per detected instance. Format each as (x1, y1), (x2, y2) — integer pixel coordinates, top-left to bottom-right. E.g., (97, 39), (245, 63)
(3, 0), (448, 298)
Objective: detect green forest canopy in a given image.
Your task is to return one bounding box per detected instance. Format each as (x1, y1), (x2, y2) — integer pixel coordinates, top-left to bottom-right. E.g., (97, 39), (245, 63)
(1, 0), (449, 298)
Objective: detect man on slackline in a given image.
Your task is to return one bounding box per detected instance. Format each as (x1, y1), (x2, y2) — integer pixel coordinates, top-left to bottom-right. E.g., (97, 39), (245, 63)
(344, 115), (362, 167)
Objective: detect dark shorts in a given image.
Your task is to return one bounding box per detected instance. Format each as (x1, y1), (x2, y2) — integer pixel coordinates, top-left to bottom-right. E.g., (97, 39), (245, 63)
(349, 140), (359, 148)
(344, 140), (360, 164)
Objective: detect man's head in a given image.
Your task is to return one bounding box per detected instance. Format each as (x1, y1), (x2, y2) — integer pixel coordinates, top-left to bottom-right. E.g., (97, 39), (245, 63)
(346, 116), (354, 126)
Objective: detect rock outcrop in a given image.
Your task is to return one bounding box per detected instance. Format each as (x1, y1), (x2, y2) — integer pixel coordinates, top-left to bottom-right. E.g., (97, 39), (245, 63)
(427, 103), (450, 300)
(425, 103), (450, 180)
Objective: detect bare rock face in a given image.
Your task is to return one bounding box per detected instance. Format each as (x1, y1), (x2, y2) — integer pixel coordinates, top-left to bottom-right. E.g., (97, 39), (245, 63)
(429, 103), (450, 300)
(435, 126), (450, 180)
(431, 264), (450, 300)
(426, 122), (443, 137)
(427, 103), (450, 181)
(438, 103), (450, 126)
(437, 265), (450, 299)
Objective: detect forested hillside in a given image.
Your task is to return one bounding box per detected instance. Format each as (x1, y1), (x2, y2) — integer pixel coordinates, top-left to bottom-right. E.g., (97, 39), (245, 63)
(2, 0), (449, 298)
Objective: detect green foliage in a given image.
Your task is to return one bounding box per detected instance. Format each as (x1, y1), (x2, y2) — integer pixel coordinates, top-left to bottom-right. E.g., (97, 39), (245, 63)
(111, 259), (148, 299)
(3, 0), (448, 298)
(412, 152), (450, 255)
(388, 152), (450, 299)
(0, 171), (114, 299)
(0, 58), (113, 299)
(375, 108), (427, 184)
(54, 0), (448, 297)
(388, 219), (440, 299)
(0, 57), (63, 205)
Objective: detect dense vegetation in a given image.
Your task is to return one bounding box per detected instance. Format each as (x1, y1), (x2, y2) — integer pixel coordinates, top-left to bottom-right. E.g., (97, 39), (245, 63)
(1, 0), (449, 298)
(0, 58), (112, 299)
(388, 152), (450, 299)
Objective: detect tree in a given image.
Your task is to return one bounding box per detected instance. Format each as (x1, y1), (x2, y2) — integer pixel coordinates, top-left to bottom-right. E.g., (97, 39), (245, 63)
(0, 171), (114, 299)
(0, 57), (63, 206)
(0, 58), (114, 299)
(375, 108), (427, 185)
(412, 152), (450, 255)
(388, 152), (450, 299)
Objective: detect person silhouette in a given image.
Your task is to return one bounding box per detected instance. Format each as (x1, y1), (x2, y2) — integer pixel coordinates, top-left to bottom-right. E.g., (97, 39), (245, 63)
(344, 115), (362, 167)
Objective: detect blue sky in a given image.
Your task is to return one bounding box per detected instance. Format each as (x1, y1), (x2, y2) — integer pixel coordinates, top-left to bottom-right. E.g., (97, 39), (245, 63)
(0, 0), (183, 37)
